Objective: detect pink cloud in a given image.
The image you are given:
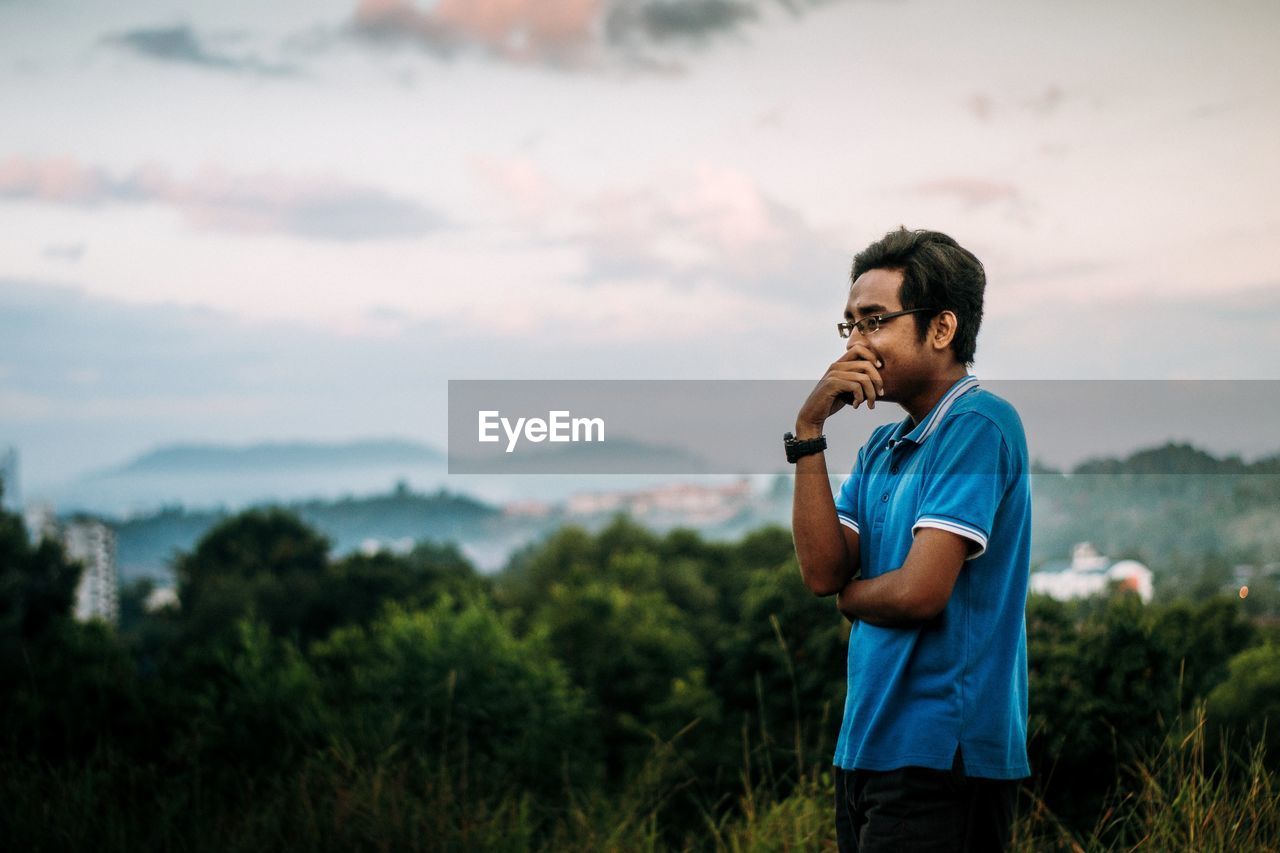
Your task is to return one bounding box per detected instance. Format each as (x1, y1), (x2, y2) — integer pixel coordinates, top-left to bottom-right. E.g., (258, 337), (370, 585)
(349, 0), (799, 69)
(0, 156), (120, 204)
(0, 156), (440, 240)
(353, 0), (600, 64)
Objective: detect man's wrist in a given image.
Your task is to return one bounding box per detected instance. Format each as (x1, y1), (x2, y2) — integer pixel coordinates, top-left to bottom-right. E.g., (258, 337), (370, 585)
(793, 421), (825, 440)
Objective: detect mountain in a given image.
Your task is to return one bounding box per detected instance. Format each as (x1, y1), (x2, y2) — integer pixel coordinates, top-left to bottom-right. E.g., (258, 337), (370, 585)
(100, 439), (444, 475)
(53, 439), (449, 515)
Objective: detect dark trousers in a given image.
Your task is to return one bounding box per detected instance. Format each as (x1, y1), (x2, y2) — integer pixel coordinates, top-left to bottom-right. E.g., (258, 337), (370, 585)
(834, 750), (1019, 852)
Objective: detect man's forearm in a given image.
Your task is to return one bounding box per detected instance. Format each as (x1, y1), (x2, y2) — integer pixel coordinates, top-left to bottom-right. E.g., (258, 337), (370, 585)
(835, 570), (923, 627)
(836, 528), (970, 626)
(791, 440), (856, 596)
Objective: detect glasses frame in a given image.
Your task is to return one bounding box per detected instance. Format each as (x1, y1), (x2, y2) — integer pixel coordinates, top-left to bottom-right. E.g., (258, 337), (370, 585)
(837, 308), (935, 339)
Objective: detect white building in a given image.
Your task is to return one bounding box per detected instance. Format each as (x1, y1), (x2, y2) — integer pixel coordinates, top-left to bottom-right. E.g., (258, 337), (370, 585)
(63, 518), (119, 624)
(143, 586), (180, 613)
(24, 502), (59, 544)
(1030, 542), (1154, 603)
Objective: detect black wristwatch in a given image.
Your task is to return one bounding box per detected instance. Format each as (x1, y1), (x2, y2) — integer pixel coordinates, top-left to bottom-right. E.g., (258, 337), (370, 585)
(784, 431), (827, 463)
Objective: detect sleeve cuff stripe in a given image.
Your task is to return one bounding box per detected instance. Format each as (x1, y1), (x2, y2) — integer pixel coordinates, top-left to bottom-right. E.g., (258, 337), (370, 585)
(913, 518), (988, 559)
(837, 515), (860, 533)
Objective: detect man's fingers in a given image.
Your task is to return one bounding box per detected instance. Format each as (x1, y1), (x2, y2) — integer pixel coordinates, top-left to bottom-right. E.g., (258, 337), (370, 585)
(830, 350), (884, 393)
(838, 343), (883, 369)
(827, 364), (883, 403)
(826, 377), (876, 411)
(825, 378), (866, 412)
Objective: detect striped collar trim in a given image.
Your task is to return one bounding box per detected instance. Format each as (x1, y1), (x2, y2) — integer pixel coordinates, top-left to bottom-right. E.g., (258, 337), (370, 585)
(889, 374), (980, 447)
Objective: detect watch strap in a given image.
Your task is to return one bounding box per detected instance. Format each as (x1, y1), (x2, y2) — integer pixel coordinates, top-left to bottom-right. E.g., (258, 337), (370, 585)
(784, 431), (827, 463)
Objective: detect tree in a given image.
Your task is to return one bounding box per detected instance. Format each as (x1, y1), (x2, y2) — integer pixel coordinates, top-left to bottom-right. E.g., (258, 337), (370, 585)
(175, 507), (331, 643)
(1150, 596), (1256, 707)
(1026, 592), (1180, 829)
(311, 598), (595, 800)
(0, 503), (81, 640)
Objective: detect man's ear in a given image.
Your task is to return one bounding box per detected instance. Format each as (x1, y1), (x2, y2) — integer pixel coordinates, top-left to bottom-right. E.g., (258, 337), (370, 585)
(931, 310), (959, 352)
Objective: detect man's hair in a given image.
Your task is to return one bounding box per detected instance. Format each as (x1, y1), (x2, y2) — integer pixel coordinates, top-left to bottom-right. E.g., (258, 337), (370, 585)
(851, 227), (985, 366)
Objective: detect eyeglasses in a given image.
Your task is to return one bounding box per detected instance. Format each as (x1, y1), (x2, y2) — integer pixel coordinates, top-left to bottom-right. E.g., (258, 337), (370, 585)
(837, 308), (935, 339)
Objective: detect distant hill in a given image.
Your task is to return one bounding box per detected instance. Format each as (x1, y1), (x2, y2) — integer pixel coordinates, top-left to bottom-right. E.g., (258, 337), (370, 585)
(1072, 443), (1251, 476)
(453, 435), (713, 474)
(51, 439), (451, 515)
(101, 439), (444, 475)
(1031, 442), (1280, 578)
(110, 484), (512, 582)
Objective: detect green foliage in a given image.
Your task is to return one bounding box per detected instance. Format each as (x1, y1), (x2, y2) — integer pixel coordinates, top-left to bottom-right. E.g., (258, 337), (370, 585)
(181, 620), (326, 774)
(176, 507), (331, 642)
(175, 508), (487, 646)
(2, 493), (1279, 850)
(1013, 707), (1280, 852)
(0, 506), (81, 639)
(0, 507), (138, 762)
(1206, 642), (1280, 764)
(1150, 596), (1257, 706)
(1, 618), (142, 762)
(312, 598), (595, 802)
(1025, 590), (1258, 828)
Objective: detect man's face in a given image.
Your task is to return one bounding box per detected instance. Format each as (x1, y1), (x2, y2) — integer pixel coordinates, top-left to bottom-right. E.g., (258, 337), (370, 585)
(844, 268), (931, 401)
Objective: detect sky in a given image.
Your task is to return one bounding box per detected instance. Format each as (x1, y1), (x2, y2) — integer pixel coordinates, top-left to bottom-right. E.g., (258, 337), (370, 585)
(2, 0), (1279, 491)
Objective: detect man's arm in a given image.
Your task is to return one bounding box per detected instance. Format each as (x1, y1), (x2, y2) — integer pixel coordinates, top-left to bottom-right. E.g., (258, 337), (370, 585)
(792, 446), (860, 596)
(835, 528), (970, 626)
(792, 342), (883, 597)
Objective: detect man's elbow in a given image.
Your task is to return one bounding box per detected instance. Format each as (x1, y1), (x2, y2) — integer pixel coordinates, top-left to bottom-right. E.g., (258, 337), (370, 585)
(807, 578), (843, 598)
(798, 559), (846, 597)
(801, 570), (843, 598)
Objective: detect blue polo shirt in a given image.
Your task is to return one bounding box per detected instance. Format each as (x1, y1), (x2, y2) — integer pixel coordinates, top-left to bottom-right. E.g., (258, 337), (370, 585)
(832, 374), (1031, 779)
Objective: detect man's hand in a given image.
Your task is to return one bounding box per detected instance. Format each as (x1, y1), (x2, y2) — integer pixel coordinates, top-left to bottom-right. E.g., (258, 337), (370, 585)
(790, 342), (880, 598)
(795, 342), (884, 438)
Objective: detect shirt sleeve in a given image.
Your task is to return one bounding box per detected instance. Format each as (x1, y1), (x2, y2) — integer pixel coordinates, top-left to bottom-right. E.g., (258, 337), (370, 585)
(913, 414), (1011, 560)
(833, 444), (866, 535)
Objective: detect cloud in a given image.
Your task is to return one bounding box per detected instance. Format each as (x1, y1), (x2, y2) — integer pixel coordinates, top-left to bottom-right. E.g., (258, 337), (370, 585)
(981, 280), (1280, 380)
(0, 156), (443, 241)
(475, 156), (846, 298)
(349, 0), (838, 68)
(103, 24), (300, 76)
(607, 1), (758, 44)
(42, 243), (86, 263)
(351, 0), (600, 64)
(910, 177), (1022, 208)
(0, 275), (824, 489)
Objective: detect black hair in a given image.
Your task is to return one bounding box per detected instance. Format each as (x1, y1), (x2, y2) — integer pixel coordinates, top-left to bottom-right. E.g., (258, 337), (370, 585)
(851, 227), (985, 366)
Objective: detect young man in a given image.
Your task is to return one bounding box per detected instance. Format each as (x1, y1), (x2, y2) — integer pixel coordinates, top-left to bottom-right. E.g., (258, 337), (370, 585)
(787, 228), (1031, 852)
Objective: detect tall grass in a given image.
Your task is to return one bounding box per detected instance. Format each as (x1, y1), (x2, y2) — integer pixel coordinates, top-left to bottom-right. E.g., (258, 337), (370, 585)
(11, 731), (1273, 852)
(1010, 705), (1280, 852)
(4, 647), (1277, 851)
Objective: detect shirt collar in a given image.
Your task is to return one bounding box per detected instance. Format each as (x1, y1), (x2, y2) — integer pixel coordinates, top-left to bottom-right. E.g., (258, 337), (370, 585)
(887, 374), (980, 449)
